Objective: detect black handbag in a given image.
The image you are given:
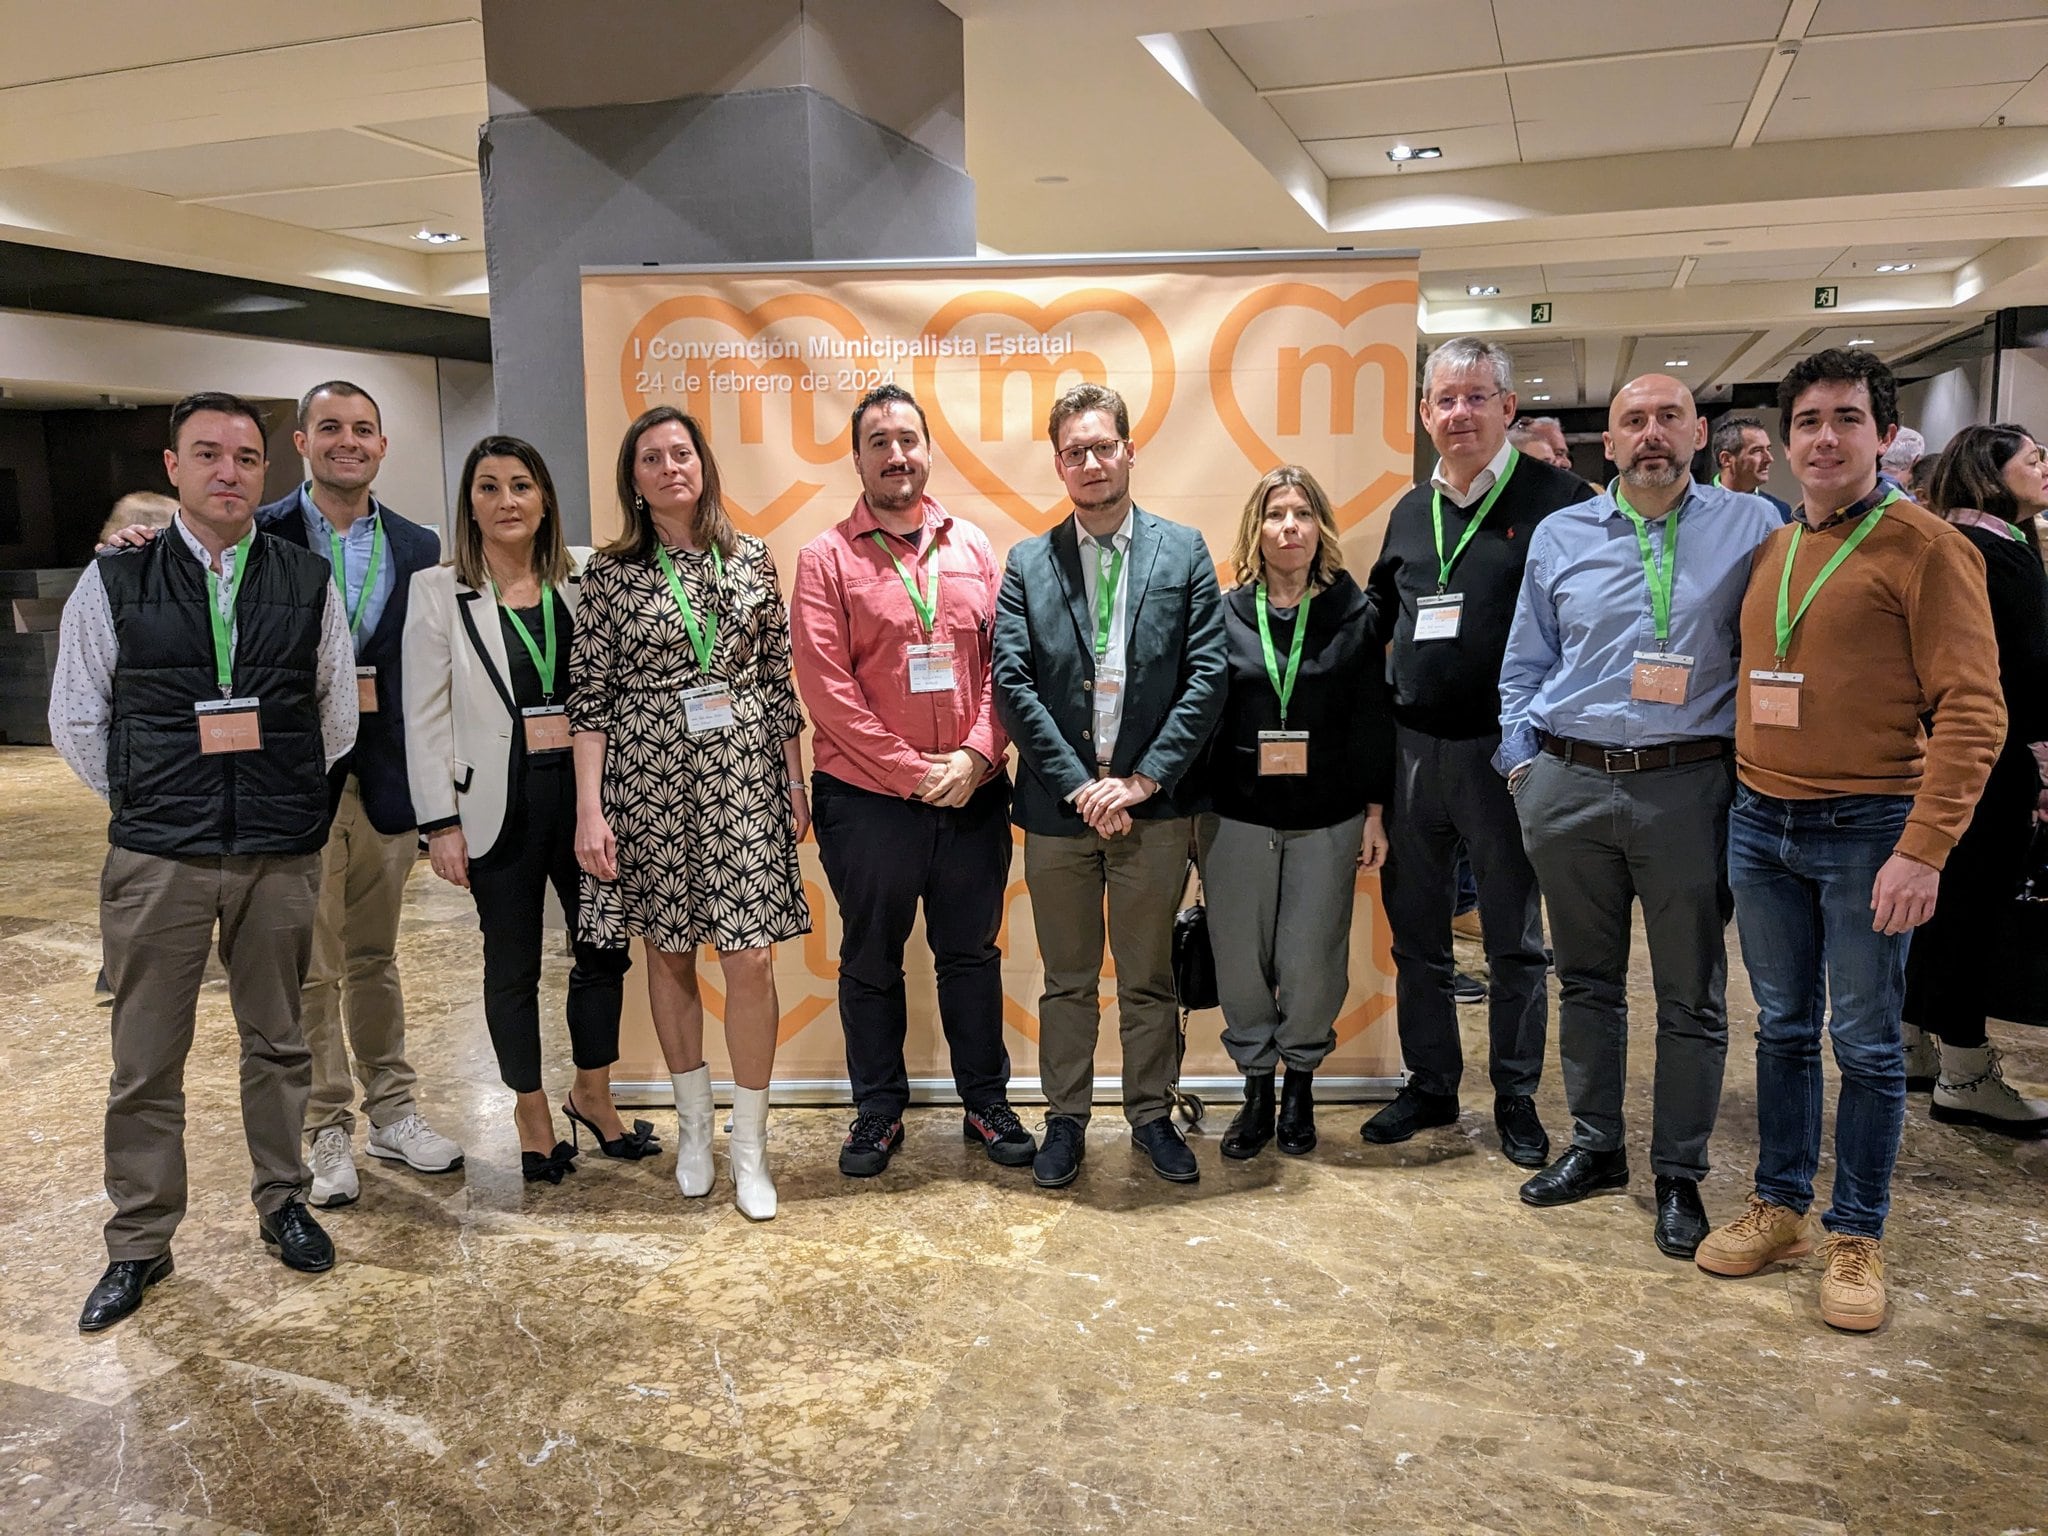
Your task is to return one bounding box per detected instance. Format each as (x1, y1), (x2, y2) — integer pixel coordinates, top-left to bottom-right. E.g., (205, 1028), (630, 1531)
(1172, 860), (1218, 1012)
(1984, 824), (2048, 1029)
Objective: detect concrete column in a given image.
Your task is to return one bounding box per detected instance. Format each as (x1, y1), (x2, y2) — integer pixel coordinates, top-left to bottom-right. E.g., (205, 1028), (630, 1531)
(479, 0), (974, 538)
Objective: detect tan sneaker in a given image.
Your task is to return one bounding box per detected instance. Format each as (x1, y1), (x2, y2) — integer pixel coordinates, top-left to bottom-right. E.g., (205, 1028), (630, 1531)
(1695, 1194), (1811, 1277)
(1817, 1234), (1887, 1332)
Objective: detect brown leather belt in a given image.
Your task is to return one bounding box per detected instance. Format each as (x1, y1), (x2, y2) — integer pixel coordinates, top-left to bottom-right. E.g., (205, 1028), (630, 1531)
(1538, 732), (1732, 774)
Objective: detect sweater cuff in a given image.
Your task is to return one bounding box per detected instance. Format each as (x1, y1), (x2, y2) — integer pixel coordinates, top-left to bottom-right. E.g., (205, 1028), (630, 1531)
(1893, 819), (1955, 873)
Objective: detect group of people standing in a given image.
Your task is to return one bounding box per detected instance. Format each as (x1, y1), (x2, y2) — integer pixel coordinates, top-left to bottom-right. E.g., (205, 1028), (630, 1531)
(50, 331), (2046, 1339)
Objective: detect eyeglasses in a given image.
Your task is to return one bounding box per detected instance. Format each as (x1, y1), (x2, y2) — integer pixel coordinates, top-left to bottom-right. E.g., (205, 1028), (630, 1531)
(1057, 438), (1128, 469)
(1427, 389), (1505, 415)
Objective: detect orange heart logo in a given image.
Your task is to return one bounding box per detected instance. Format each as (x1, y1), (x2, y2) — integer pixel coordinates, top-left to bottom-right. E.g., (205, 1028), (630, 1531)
(1208, 280), (1418, 529)
(620, 294), (871, 535)
(913, 289), (1176, 535)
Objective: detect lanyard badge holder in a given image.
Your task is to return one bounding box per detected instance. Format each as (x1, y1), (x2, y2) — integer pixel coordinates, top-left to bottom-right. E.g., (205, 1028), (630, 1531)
(1749, 490), (1898, 728)
(873, 530), (956, 695)
(496, 582), (569, 752)
(329, 517), (387, 713)
(196, 530), (264, 754)
(1090, 543), (1127, 747)
(1255, 583), (1312, 775)
(1419, 448), (1519, 642)
(657, 544), (736, 734)
(1615, 488), (1693, 704)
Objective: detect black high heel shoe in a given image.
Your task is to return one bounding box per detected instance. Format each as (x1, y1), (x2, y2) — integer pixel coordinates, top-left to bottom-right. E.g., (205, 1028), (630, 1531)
(562, 1095), (663, 1160)
(522, 1141), (577, 1184)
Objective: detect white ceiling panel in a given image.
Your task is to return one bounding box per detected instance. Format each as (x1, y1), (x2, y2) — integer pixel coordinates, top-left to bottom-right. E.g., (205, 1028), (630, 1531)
(1420, 264), (1549, 300)
(1306, 122), (1522, 178)
(1494, 0), (1787, 66)
(50, 129), (458, 201)
(1547, 267), (1683, 292)
(1771, 23), (2048, 101)
(1823, 240), (1995, 277)
(334, 220), (479, 251)
(1507, 47), (1767, 121)
(1762, 83), (2028, 141)
(1804, 323), (1951, 350)
(199, 172), (482, 233)
(1689, 247), (1846, 283)
(1990, 68), (2048, 127)
(1267, 72), (1513, 143)
(1517, 103), (1747, 161)
(1210, 1), (1502, 90)
(1809, 0), (2048, 35)
(365, 114), (482, 161)
(1626, 331), (1753, 374)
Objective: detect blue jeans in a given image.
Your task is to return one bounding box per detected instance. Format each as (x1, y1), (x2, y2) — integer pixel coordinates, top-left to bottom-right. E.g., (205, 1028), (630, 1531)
(1727, 787), (1912, 1239)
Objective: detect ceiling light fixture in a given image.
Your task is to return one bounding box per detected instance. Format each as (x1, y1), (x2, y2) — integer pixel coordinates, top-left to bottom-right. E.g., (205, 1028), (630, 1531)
(413, 229), (465, 245)
(1664, 359), (1690, 367)
(1875, 262), (1915, 273)
(1526, 377), (1544, 384)
(1466, 284), (1500, 297)
(1849, 336), (1875, 345)
(1387, 144), (1442, 162)
(1532, 394), (1552, 402)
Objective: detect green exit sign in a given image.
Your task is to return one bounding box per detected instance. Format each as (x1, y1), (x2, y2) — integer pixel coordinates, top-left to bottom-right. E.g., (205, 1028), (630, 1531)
(1815, 285), (1839, 309)
(1530, 302), (1553, 324)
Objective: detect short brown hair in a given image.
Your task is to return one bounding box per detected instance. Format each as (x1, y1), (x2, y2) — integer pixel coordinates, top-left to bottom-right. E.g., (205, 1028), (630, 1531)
(298, 380), (381, 431)
(168, 391), (267, 451)
(1228, 466), (1346, 592)
(604, 406), (736, 564)
(1046, 382), (1129, 446)
(451, 435), (571, 590)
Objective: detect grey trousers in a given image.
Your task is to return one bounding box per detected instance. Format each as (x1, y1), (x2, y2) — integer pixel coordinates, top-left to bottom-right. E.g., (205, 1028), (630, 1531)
(1196, 813), (1363, 1074)
(1381, 725), (1548, 1099)
(1025, 816), (1189, 1127)
(1515, 751), (1734, 1180)
(99, 846), (321, 1260)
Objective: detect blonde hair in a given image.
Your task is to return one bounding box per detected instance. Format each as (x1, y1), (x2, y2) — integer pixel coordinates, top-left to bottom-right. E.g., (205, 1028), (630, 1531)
(1229, 466), (1346, 591)
(99, 492), (177, 544)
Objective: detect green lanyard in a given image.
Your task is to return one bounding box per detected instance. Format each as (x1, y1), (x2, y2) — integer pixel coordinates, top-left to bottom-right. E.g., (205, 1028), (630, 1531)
(493, 582), (558, 700)
(1092, 540), (1125, 658)
(654, 542), (725, 673)
(326, 514), (386, 637)
(871, 530), (942, 636)
(203, 530), (256, 695)
(1774, 489), (1900, 662)
(1431, 446), (1519, 592)
(1255, 584), (1313, 726)
(1612, 484), (1682, 650)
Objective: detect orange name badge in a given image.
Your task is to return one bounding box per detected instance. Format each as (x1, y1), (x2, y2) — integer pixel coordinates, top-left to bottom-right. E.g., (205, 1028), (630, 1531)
(1630, 651), (1693, 705)
(522, 705), (569, 753)
(1749, 670), (1804, 728)
(195, 697), (264, 754)
(356, 665), (379, 713)
(1258, 730), (1309, 776)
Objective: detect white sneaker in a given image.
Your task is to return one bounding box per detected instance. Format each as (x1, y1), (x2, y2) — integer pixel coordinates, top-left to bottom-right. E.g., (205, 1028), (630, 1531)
(1931, 1044), (2048, 1138)
(308, 1126), (359, 1208)
(1902, 1023), (1939, 1091)
(365, 1114), (466, 1172)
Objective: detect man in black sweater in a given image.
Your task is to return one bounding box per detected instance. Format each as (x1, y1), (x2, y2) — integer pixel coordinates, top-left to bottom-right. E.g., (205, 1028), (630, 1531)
(1363, 337), (1592, 1166)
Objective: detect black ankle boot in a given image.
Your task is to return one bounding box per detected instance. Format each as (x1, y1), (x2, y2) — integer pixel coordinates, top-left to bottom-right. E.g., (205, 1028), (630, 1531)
(1277, 1069), (1317, 1155)
(1221, 1073), (1276, 1160)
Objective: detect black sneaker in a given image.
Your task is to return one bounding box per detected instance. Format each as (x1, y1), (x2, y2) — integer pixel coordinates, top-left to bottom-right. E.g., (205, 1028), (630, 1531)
(259, 1197), (335, 1273)
(838, 1112), (905, 1178)
(963, 1102), (1037, 1167)
(1452, 971), (1488, 1004)
(1033, 1115), (1086, 1188)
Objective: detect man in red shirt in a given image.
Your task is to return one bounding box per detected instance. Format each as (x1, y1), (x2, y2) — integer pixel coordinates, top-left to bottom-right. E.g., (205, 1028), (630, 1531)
(792, 384), (1035, 1178)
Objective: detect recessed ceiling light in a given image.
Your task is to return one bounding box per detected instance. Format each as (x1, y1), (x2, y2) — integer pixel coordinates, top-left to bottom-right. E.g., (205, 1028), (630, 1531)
(1526, 377), (1544, 384)
(413, 229), (465, 245)
(1875, 262), (1915, 273)
(1387, 144), (1442, 162)
(1532, 394), (1552, 402)
(1849, 336), (1875, 345)
(1664, 359), (1690, 367)
(1704, 239), (1732, 247)
(1035, 174), (1069, 185)
(1466, 284), (1500, 297)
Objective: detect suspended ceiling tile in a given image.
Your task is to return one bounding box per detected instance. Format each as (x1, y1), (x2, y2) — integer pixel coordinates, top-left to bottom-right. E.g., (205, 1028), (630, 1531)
(1494, 0), (1788, 65)
(1306, 121), (1523, 178)
(1761, 81), (2029, 140)
(1420, 264), (1549, 300)
(1515, 103), (1746, 161)
(1822, 240), (1995, 277)
(1266, 72), (1513, 144)
(1210, 1), (1503, 91)
(1809, 0), (2048, 35)
(198, 172), (482, 232)
(48, 128), (458, 201)
(362, 113), (482, 160)
(1507, 39), (1769, 119)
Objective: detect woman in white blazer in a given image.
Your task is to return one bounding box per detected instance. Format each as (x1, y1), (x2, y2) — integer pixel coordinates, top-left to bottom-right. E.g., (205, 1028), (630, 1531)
(403, 435), (655, 1183)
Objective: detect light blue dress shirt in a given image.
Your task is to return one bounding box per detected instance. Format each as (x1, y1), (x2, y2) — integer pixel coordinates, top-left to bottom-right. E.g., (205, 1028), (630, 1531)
(1495, 480), (1784, 774)
(300, 484), (396, 655)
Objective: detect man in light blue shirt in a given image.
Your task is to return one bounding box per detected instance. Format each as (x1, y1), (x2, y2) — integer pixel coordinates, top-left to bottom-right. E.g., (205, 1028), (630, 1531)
(1499, 373), (1781, 1260)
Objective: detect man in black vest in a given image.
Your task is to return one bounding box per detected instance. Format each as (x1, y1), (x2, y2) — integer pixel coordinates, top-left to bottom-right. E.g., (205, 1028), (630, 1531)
(257, 381), (461, 1208)
(1362, 337), (1590, 1167)
(49, 392), (360, 1332)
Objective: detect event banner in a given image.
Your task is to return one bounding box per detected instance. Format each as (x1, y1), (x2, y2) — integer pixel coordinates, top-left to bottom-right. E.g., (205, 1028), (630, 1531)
(578, 253), (1418, 1097)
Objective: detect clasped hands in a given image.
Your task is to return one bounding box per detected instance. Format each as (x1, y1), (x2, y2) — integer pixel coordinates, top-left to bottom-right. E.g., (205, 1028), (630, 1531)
(913, 747), (988, 809)
(1071, 771), (1156, 837)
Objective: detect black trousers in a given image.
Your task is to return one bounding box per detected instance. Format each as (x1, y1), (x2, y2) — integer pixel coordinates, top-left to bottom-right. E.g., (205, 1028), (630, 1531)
(467, 759), (632, 1093)
(811, 771), (1013, 1118)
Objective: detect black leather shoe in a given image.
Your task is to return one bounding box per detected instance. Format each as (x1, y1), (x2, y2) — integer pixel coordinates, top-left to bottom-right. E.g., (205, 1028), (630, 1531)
(1518, 1145), (1629, 1207)
(1653, 1175), (1710, 1259)
(1360, 1085), (1460, 1145)
(1494, 1093), (1551, 1168)
(1131, 1118), (1199, 1183)
(1033, 1115), (1086, 1188)
(259, 1197), (335, 1273)
(78, 1253), (173, 1333)
(1277, 1069), (1317, 1156)
(1221, 1073), (1276, 1160)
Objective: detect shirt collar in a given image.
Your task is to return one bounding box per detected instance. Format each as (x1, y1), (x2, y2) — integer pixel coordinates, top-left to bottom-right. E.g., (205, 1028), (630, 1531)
(1074, 506), (1136, 550)
(850, 494), (947, 545)
(300, 482), (380, 539)
(172, 511), (251, 571)
(1602, 478), (1699, 523)
(1796, 477), (1892, 531)
(1430, 437), (1515, 506)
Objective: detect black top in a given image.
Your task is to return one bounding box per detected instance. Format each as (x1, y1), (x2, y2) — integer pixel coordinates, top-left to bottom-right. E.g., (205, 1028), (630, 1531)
(1199, 570), (1395, 830)
(1366, 453), (1591, 739)
(1959, 523), (2048, 806)
(501, 593), (574, 770)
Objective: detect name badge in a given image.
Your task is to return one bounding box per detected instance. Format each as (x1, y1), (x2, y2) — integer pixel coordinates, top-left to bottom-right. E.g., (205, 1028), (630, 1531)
(196, 697), (263, 754)
(907, 642), (956, 695)
(1415, 593), (1463, 641)
(679, 683), (735, 734)
(356, 665), (379, 714)
(1631, 651), (1694, 705)
(522, 705), (569, 753)
(1092, 665), (1125, 715)
(1749, 669), (1804, 728)
(1258, 730), (1309, 776)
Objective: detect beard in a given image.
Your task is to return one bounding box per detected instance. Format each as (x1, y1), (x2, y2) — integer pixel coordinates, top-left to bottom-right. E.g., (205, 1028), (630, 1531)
(865, 471), (923, 510)
(1621, 455), (1687, 491)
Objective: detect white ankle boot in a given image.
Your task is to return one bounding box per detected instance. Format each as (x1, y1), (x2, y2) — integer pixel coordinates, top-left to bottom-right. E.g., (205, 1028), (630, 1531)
(728, 1085), (777, 1220)
(671, 1066), (714, 1197)
(1902, 1023), (1939, 1090)
(1931, 1043), (2048, 1137)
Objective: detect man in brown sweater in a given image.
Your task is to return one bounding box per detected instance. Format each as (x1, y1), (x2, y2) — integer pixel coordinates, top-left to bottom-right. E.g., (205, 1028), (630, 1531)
(1694, 349), (2004, 1332)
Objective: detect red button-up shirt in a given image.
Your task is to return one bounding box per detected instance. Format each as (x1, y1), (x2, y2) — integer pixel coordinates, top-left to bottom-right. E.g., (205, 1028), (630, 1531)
(791, 495), (1007, 798)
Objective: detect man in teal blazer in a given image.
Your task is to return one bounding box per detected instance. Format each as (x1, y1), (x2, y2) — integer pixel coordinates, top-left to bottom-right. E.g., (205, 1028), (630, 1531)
(993, 383), (1227, 1190)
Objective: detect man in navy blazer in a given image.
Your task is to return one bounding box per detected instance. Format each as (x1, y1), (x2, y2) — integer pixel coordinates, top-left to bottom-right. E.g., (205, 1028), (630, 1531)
(993, 382), (1227, 1189)
(257, 381), (463, 1207)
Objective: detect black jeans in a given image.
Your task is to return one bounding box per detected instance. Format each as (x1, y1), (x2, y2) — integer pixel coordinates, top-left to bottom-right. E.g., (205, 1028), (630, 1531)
(467, 759), (631, 1093)
(811, 771), (1013, 1119)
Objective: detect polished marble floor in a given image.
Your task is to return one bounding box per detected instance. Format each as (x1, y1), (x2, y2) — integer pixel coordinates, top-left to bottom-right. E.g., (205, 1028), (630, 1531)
(3, 745), (2045, 1534)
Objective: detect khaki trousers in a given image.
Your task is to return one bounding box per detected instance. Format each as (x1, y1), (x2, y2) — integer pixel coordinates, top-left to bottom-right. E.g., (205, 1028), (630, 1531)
(1024, 816), (1189, 1127)
(302, 775), (419, 1138)
(100, 846), (321, 1260)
